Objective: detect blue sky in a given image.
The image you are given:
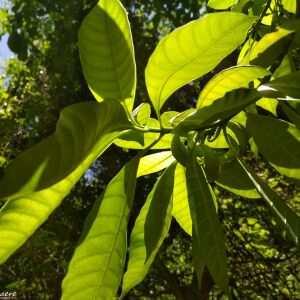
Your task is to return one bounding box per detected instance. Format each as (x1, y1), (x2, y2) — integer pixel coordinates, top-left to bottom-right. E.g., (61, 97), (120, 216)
(0, 33), (13, 68)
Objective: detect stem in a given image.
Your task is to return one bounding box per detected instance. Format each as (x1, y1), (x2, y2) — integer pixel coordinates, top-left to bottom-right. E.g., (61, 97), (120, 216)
(133, 124), (173, 133)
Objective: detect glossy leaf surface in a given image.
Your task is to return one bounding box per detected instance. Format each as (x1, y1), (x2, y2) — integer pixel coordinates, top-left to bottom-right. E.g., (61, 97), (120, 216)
(145, 12), (257, 114)
(79, 0), (136, 111)
(61, 157), (139, 300)
(186, 157), (229, 293)
(197, 66), (270, 109)
(247, 114), (300, 180)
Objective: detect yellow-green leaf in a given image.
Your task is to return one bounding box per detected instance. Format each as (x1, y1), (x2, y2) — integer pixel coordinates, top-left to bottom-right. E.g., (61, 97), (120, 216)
(172, 164), (192, 236)
(0, 101), (130, 264)
(208, 0), (238, 9)
(79, 0), (136, 111)
(137, 151), (175, 177)
(61, 157), (139, 300)
(145, 12), (257, 115)
(197, 66), (270, 109)
(121, 173), (173, 298)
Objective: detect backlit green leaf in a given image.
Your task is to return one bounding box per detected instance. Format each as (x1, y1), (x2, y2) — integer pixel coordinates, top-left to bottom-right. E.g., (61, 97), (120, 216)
(256, 98), (278, 116)
(0, 101), (130, 264)
(61, 157), (139, 300)
(176, 89), (261, 133)
(144, 164), (176, 260)
(282, 0), (297, 13)
(145, 12), (257, 115)
(197, 66), (270, 109)
(134, 103), (151, 125)
(121, 176), (173, 298)
(186, 157), (229, 293)
(172, 164), (192, 236)
(208, 0), (238, 9)
(247, 113), (300, 180)
(79, 0), (136, 111)
(114, 118), (172, 149)
(239, 19), (300, 67)
(137, 151), (175, 177)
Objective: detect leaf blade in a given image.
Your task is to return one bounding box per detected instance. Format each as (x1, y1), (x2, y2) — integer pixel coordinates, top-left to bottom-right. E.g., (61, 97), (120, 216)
(197, 66), (270, 109)
(0, 101), (130, 264)
(186, 157), (229, 293)
(144, 164), (176, 260)
(246, 113), (300, 180)
(79, 0), (136, 111)
(145, 12), (257, 114)
(61, 157), (139, 300)
(121, 173), (173, 298)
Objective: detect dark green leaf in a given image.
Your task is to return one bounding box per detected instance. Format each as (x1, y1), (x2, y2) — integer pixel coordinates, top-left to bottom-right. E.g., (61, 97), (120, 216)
(144, 164), (176, 260)
(247, 113), (300, 179)
(216, 160), (260, 198)
(176, 89), (261, 133)
(186, 157), (229, 293)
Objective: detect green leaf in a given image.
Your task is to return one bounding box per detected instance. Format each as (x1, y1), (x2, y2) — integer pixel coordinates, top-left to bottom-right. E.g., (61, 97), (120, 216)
(197, 66), (270, 109)
(172, 164), (192, 236)
(208, 0), (238, 9)
(216, 160), (260, 198)
(114, 118), (172, 149)
(133, 103), (151, 125)
(121, 175), (173, 298)
(238, 158), (300, 250)
(79, 0), (136, 111)
(197, 144), (221, 182)
(256, 98), (278, 116)
(61, 157), (139, 300)
(258, 71), (300, 100)
(171, 133), (188, 166)
(176, 88), (261, 133)
(281, 102), (300, 130)
(144, 164), (176, 260)
(247, 113), (300, 180)
(0, 101), (130, 199)
(281, 0), (297, 13)
(137, 151), (175, 177)
(145, 12), (257, 115)
(186, 157), (229, 293)
(239, 18), (300, 67)
(0, 101), (130, 264)
(161, 111), (180, 128)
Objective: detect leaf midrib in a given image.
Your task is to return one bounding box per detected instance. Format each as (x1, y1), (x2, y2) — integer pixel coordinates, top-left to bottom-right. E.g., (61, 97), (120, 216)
(156, 17), (249, 109)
